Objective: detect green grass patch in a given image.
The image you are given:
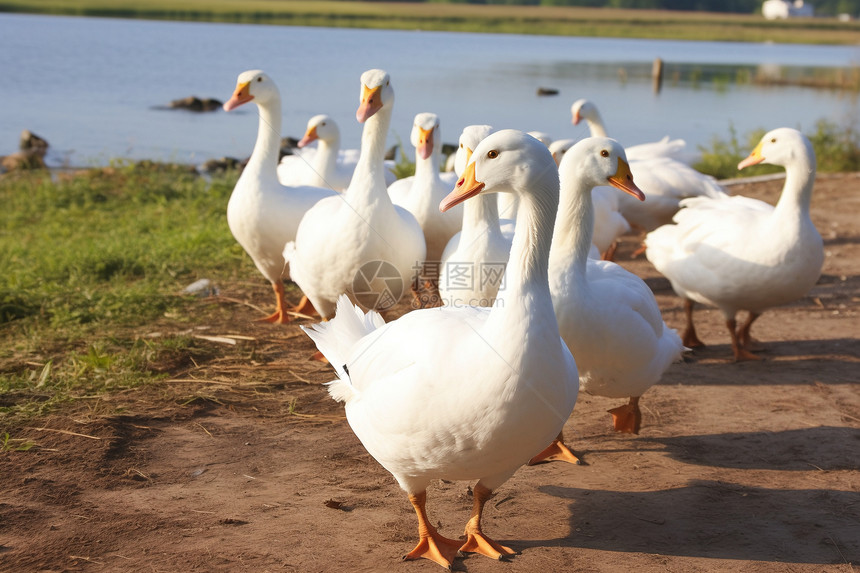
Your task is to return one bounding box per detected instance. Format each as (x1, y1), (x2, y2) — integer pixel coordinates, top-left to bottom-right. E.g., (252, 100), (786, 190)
(0, 162), (250, 423)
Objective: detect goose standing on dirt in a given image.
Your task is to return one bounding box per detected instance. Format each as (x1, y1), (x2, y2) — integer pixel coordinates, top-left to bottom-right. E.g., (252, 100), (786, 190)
(571, 98), (726, 231)
(438, 124), (514, 307)
(302, 130), (578, 569)
(530, 137), (686, 465)
(388, 112), (462, 288)
(645, 127), (824, 361)
(222, 70), (336, 323)
(285, 69), (426, 319)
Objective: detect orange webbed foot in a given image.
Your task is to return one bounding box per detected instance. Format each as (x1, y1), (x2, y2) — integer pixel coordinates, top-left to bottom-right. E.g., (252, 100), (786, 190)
(403, 531), (462, 569)
(459, 532), (515, 561)
(256, 309), (290, 324)
(527, 438), (582, 466)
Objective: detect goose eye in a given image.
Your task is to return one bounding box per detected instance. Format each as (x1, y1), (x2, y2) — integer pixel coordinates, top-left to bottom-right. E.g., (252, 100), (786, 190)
(600, 149), (610, 158)
(771, 137), (777, 143)
(487, 150), (499, 159)
(256, 77), (263, 82)
(459, 143), (464, 149)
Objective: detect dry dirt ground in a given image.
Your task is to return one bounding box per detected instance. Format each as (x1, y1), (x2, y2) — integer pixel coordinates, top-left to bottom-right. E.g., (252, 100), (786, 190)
(2, 173), (859, 573)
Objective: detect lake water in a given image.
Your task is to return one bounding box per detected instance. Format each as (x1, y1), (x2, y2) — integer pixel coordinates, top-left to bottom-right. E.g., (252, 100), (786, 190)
(1, 13), (859, 168)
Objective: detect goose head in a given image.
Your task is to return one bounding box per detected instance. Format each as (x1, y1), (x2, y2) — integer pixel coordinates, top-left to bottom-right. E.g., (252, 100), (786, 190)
(298, 114), (339, 148)
(738, 127), (814, 171)
(570, 98), (598, 126)
(559, 137), (645, 201)
(411, 112), (440, 160)
(356, 69), (393, 123)
(223, 69), (279, 112)
(440, 130), (557, 212)
(548, 138), (576, 166)
(453, 124), (494, 177)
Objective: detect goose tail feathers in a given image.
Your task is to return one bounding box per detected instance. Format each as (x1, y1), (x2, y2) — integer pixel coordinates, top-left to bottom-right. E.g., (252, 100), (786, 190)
(300, 294), (385, 403)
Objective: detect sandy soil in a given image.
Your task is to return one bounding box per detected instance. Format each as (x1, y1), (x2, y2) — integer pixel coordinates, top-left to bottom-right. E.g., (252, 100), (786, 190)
(2, 173), (859, 573)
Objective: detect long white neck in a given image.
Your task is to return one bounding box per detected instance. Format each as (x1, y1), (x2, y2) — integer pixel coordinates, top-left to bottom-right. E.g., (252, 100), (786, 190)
(460, 193), (505, 247)
(773, 146), (816, 224)
(550, 176), (594, 284)
(584, 111), (608, 138)
(243, 96), (282, 189)
(490, 178), (558, 322)
(414, 145), (442, 180)
(346, 104), (394, 206)
(313, 137), (339, 186)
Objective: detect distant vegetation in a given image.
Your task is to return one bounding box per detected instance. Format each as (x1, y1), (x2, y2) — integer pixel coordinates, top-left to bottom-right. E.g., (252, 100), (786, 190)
(1, 0), (859, 44)
(694, 119), (860, 180)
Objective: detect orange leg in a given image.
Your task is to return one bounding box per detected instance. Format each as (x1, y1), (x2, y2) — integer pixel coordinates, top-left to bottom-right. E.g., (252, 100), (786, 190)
(459, 482), (516, 560)
(257, 281), (290, 324)
(601, 241), (619, 261)
(682, 299), (705, 348)
(608, 396), (642, 434)
(727, 317), (760, 362)
(737, 311), (763, 351)
(402, 491), (462, 569)
(289, 294), (318, 317)
(527, 432), (582, 466)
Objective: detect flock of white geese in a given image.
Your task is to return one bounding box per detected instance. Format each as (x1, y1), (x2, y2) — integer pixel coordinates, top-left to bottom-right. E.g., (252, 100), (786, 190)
(222, 67), (824, 568)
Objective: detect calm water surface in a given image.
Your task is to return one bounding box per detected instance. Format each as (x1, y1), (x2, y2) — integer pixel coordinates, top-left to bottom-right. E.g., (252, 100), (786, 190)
(1, 13), (858, 167)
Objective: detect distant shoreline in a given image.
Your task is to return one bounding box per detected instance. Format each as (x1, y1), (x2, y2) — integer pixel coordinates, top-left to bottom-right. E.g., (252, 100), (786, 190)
(1, 1), (859, 46)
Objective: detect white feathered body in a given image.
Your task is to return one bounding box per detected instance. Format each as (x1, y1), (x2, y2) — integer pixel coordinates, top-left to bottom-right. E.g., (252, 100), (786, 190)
(305, 296), (577, 492)
(646, 192), (824, 317)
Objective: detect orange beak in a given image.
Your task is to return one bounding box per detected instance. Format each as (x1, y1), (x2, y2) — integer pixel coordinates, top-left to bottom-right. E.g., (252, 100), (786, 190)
(738, 141), (765, 170)
(298, 125), (319, 148)
(607, 157), (645, 201)
(440, 160), (484, 212)
(356, 84), (383, 123)
(223, 81), (253, 112)
(572, 110), (582, 125)
(416, 127), (434, 160)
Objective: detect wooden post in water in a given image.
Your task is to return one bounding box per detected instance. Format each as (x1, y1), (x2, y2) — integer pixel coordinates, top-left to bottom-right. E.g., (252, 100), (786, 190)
(652, 57), (664, 94)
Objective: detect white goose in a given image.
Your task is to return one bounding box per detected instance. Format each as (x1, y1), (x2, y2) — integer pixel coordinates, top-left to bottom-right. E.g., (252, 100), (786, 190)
(530, 137), (685, 464)
(285, 69), (426, 319)
(549, 137), (630, 259)
(388, 112), (463, 275)
(222, 70), (336, 323)
(571, 98), (688, 162)
(277, 114), (356, 191)
(645, 127), (824, 361)
(439, 124), (514, 307)
(302, 130), (578, 569)
(571, 98), (726, 231)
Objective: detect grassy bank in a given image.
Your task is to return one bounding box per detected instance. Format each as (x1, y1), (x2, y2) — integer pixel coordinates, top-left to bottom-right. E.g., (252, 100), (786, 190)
(0, 163), (253, 423)
(1, 0), (860, 45)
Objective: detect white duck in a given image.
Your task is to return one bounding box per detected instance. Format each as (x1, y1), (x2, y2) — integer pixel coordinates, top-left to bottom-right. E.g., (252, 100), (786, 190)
(645, 127), (824, 361)
(388, 112), (463, 276)
(570, 98), (688, 162)
(439, 124), (514, 307)
(276, 114), (356, 191)
(530, 137), (685, 465)
(549, 137), (630, 259)
(302, 129), (578, 569)
(222, 70), (336, 323)
(571, 98), (726, 231)
(285, 69), (426, 319)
